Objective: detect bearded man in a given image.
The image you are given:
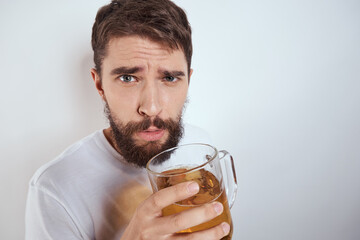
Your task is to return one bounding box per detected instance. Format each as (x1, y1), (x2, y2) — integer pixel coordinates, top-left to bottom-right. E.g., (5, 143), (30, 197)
(25, 0), (230, 239)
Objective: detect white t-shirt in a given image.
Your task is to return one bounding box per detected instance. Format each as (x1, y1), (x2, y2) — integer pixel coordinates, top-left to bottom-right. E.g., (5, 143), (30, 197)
(25, 124), (211, 240)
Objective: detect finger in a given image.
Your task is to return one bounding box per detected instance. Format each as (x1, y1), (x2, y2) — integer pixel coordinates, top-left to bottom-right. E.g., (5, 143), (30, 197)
(172, 222), (231, 240)
(157, 201), (224, 234)
(140, 181), (199, 216)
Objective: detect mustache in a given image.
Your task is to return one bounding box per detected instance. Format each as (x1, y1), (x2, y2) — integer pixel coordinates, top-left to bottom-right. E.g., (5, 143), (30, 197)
(122, 117), (177, 136)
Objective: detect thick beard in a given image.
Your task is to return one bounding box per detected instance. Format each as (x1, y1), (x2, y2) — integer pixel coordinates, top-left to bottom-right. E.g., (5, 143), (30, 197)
(104, 103), (184, 168)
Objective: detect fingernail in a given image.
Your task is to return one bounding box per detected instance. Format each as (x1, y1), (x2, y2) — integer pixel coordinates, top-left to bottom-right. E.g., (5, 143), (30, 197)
(221, 222), (230, 235)
(187, 182), (199, 194)
(213, 202), (223, 214)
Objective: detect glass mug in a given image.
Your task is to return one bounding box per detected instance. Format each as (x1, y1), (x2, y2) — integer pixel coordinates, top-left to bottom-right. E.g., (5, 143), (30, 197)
(146, 143), (237, 240)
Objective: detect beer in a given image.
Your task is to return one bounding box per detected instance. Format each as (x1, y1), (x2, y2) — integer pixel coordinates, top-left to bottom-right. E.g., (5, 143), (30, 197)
(156, 168), (233, 240)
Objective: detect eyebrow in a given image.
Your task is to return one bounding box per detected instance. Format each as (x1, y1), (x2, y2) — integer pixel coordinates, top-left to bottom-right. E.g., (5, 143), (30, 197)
(161, 70), (186, 77)
(110, 66), (143, 75)
(110, 66), (186, 77)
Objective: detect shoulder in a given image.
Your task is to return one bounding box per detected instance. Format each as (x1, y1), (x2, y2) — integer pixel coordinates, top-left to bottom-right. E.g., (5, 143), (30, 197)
(29, 130), (103, 190)
(180, 123), (213, 145)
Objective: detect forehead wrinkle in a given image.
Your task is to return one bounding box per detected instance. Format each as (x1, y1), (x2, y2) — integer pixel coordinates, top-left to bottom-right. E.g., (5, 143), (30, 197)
(109, 48), (171, 62)
(116, 49), (172, 58)
(104, 37), (186, 75)
(114, 50), (172, 64)
(115, 50), (173, 62)
(109, 38), (172, 53)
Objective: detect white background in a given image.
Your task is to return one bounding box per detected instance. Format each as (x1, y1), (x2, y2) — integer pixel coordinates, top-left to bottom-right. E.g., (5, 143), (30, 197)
(1, 0), (359, 239)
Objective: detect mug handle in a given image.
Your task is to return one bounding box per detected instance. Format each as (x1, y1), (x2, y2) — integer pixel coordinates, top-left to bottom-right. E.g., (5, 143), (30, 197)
(219, 150), (238, 209)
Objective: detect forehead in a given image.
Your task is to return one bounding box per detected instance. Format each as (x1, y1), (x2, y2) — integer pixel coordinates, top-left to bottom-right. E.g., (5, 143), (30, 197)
(103, 36), (187, 71)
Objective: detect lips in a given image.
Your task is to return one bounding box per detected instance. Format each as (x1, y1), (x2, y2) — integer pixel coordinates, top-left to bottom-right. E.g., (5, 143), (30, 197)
(137, 128), (165, 141)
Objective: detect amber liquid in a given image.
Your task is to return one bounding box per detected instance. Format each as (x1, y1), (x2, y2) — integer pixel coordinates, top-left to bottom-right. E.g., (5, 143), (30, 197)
(157, 168), (233, 240)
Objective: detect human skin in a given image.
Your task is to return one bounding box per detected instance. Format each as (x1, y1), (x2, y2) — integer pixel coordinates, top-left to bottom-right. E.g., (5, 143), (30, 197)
(91, 36), (190, 148)
(91, 36), (230, 239)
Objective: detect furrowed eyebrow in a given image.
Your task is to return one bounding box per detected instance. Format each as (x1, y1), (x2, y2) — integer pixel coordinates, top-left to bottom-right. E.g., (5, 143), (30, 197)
(110, 66), (143, 75)
(161, 70), (186, 77)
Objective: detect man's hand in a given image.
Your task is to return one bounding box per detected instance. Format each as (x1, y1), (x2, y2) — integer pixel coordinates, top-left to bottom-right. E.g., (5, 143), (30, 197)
(120, 181), (230, 240)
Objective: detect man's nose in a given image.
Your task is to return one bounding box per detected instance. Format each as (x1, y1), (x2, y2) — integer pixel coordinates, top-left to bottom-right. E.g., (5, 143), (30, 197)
(138, 80), (162, 118)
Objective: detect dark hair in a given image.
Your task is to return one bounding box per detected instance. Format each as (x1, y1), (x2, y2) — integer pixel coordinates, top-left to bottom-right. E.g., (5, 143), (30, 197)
(91, 0), (192, 76)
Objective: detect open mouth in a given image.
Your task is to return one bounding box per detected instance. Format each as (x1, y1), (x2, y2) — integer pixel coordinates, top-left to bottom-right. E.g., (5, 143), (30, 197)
(137, 127), (165, 142)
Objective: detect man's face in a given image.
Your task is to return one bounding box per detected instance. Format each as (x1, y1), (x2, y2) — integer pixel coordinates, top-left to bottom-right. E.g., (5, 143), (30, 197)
(91, 36), (191, 167)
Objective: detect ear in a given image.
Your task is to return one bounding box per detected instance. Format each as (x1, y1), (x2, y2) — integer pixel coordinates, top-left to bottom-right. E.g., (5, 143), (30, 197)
(188, 68), (193, 84)
(91, 68), (106, 101)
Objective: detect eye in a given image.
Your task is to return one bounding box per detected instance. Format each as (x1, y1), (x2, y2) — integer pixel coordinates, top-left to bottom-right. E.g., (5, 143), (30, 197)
(164, 76), (177, 82)
(119, 75), (136, 83)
